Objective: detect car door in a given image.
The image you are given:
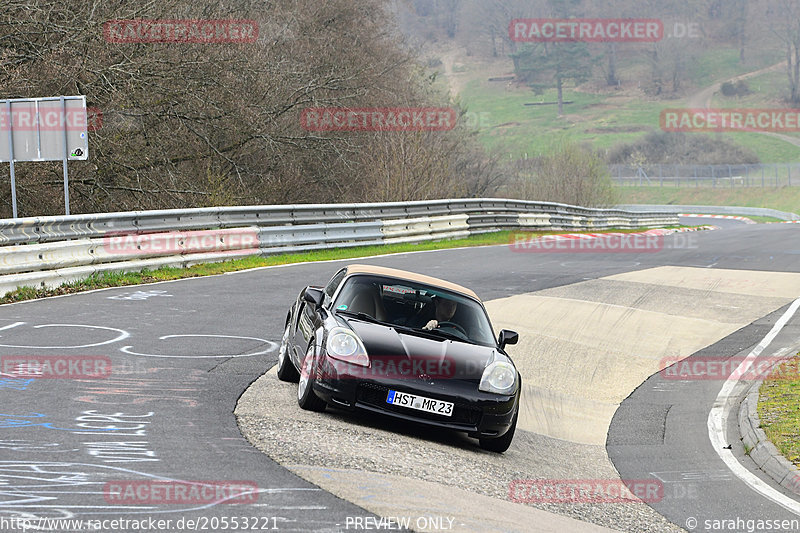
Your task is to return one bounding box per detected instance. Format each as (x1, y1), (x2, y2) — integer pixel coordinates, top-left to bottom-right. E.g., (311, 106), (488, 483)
(293, 268), (347, 359)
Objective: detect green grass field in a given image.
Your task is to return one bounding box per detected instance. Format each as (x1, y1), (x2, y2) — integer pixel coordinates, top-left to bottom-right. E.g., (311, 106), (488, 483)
(616, 186), (800, 214)
(758, 352), (800, 467)
(461, 79), (670, 158)
(688, 47), (784, 88)
(456, 46), (800, 162)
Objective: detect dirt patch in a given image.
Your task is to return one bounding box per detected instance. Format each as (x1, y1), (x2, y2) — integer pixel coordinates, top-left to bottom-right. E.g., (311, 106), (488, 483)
(436, 46), (516, 95)
(584, 125), (652, 134)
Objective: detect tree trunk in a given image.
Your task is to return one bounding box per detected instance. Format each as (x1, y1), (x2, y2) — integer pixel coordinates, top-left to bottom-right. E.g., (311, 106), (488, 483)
(606, 43), (618, 86)
(788, 43), (800, 104)
(738, 28), (746, 62)
(557, 75), (564, 116)
(737, 0), (747, 62)
(794, 44), (800, 104)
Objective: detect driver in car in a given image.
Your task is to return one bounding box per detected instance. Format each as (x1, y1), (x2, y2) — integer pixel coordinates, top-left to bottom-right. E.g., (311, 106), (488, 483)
(422, 296), (458, 331)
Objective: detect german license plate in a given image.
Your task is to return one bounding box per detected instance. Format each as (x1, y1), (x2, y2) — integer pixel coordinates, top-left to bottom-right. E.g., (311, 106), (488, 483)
(386, 390), (453, 417)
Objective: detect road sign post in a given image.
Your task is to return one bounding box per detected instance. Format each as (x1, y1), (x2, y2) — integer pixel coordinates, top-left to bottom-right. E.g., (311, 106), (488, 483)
(61, 96), (71, 215)
(5, 100), (18, 218)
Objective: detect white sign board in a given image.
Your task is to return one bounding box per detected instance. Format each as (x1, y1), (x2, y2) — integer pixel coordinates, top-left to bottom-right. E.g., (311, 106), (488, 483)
(1, 95), (89, 217)
(0, 96), (88, 162)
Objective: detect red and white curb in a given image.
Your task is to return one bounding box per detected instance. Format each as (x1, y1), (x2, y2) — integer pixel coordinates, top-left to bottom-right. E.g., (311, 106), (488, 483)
(509, 225), (717, 252)
(531, 226), (717, 242)
(678, 213), (756, 224)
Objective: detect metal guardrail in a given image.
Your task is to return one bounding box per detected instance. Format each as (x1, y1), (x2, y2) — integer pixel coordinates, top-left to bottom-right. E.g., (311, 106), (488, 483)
(617, 204), (800, 221)
(0, 199), (678, 297)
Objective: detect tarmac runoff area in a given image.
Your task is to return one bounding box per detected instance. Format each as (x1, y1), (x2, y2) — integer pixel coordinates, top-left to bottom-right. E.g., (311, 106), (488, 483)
(236, 266), (800, 532)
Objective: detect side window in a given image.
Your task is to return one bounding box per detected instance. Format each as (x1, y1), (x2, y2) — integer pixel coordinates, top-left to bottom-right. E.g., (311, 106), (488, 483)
(324, 269), (347, 299)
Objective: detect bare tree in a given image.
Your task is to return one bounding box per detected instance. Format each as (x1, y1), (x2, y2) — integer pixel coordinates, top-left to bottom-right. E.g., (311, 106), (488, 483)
(509, 138), (618, 207)
(457, 0), (544, 58)
(766, 0), (800, 104)
(0, 0), (500, 217)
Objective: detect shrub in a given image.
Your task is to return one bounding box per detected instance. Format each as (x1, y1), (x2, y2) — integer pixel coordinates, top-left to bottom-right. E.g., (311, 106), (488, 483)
(607, 132), (759, 165)
(506, 139), (618, 208)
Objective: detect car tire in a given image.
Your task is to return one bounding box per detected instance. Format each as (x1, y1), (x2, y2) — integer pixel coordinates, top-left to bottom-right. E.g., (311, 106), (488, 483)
(276, 319), (300, 383)
(297, 344), (326, 412)
(479, 409), (517, 453)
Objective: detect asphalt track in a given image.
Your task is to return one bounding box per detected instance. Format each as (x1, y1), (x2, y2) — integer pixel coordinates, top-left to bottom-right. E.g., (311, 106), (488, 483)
(0, 216), (798, 532)
(607, 218), (800, 532)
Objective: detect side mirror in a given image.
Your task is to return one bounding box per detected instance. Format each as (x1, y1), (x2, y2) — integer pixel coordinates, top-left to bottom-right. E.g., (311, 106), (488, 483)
(303, 287), (324, 307)
(498, 329), (518, 349)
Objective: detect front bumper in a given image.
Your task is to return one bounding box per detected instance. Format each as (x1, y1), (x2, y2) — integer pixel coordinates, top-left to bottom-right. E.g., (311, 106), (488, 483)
(312, 356), (518, 437)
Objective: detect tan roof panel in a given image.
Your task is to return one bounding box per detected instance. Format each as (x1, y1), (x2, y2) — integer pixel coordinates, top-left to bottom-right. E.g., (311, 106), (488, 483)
(344, 264), (480, 301)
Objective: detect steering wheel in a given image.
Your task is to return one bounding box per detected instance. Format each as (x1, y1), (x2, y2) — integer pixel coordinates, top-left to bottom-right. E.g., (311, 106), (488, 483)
(437, 321), (468, 337)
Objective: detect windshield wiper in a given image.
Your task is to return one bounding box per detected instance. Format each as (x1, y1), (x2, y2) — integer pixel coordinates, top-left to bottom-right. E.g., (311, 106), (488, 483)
(419, 328), (477, 344)
(337, 311), (478, 345)
(394, 324), (477, 345)
(336, 310), (391, 326)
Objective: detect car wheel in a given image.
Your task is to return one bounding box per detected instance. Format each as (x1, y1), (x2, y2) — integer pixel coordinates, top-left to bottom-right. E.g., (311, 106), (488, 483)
(276, 319), (300, 383)
(479, 409), (517, 453)
(297, 344), (326, 412)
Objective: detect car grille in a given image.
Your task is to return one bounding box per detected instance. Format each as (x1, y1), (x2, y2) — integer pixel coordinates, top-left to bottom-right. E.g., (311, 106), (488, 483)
(357, 382), (482, 426)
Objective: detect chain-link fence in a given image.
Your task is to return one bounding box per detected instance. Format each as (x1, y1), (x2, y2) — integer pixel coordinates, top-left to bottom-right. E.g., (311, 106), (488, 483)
(611, 163), (800, 187)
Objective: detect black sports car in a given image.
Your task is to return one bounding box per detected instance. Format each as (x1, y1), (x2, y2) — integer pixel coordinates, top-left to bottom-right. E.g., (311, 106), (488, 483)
(276, 264), (521, 452)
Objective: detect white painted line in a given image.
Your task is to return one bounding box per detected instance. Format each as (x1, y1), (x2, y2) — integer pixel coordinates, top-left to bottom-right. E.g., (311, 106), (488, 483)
(0, 323), (130, 349)
(0, 321), (25, 332)
(679, 214), (756, 224)
(120, 334), (277, 358)
(707, 297), (800, 515)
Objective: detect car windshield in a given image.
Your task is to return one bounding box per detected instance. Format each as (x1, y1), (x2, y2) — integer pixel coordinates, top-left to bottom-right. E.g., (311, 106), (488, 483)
(332, 274), (497, 347)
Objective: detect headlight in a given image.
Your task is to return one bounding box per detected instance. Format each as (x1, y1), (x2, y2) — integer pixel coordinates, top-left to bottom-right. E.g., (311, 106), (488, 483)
(479, 361), (517, 394)
(326, 328), (369, 367)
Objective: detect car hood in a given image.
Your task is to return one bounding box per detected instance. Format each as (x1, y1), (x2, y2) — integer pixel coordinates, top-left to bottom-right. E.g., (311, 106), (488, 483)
(345, 319), (499, 381)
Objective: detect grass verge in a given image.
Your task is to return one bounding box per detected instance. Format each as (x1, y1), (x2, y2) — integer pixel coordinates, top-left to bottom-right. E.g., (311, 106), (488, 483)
(1, 231), (517, 304)
(0, 226), (692, 305)
(741, 215), (785, 223)
(758, 352), (800, 467)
